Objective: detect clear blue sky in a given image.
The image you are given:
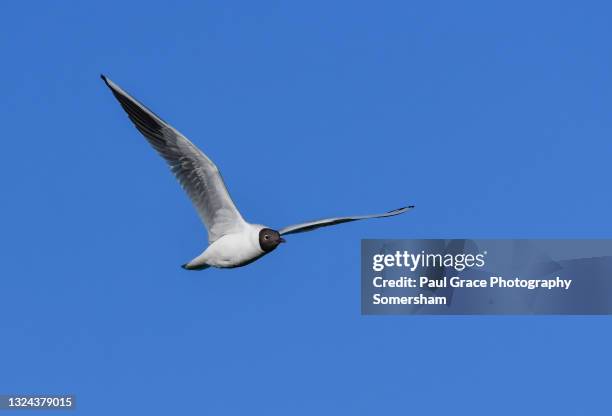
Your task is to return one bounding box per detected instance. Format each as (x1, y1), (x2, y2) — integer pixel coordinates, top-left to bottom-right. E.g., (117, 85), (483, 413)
(1, 1), (611, 414)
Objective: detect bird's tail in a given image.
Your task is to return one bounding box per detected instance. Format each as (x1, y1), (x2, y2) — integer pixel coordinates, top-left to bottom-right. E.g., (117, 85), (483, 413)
(181, 263), (211, 271)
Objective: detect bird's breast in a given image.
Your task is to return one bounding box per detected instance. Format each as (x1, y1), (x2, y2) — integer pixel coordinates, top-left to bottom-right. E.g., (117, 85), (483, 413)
(204, 230), (265, 267)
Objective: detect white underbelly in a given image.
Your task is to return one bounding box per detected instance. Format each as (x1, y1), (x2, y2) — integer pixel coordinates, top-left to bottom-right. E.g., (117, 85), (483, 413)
(202, 233), (264, 268)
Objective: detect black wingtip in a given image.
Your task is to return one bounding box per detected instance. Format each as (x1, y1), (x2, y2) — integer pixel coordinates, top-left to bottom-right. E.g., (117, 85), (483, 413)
(390, 205), (415, 213)
(100, 74), (111, 87)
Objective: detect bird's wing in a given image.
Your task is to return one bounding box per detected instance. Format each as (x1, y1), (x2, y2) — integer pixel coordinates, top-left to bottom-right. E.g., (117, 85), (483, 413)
(101, 75), (246, 243)
(278, 206), (414, 236)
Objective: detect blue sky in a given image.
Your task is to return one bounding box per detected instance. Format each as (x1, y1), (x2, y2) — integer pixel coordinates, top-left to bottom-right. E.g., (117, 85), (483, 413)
(1, 1), (611, 414)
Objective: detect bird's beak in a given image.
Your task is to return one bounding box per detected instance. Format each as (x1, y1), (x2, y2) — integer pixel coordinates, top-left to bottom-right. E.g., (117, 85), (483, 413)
(279, 237), (286, 243)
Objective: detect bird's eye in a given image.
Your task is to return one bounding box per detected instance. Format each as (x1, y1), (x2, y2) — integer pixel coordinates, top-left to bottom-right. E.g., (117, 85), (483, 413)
(265, 235), (270, 240)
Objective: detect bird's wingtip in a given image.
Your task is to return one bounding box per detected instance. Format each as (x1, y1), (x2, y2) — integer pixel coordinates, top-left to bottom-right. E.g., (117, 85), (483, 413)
(100, 74), (112, 87)
(389, 205), (415, 213)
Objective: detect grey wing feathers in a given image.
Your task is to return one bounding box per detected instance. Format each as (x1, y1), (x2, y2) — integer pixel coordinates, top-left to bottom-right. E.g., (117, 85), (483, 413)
(101, 75), (246, 243)
(278, 206), (414, 236)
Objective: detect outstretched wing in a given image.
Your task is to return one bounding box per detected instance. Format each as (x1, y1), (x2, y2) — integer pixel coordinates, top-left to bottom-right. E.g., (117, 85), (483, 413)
(278, 206), (414, 236)
(101, 75), (246, 243)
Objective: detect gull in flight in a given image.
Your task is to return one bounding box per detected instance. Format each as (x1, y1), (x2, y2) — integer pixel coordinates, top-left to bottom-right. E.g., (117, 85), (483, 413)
(101, 75), (414, 270)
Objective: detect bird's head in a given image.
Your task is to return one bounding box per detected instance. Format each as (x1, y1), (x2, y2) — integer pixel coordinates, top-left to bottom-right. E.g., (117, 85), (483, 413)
(259, 228), (286, 252)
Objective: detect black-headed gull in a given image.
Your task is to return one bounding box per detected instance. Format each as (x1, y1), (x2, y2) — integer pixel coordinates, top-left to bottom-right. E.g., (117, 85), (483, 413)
(101, 75), (414, 270)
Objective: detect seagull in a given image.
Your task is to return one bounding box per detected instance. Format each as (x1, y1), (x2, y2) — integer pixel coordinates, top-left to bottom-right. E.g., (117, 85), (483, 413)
(101, 75), (414, 270)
